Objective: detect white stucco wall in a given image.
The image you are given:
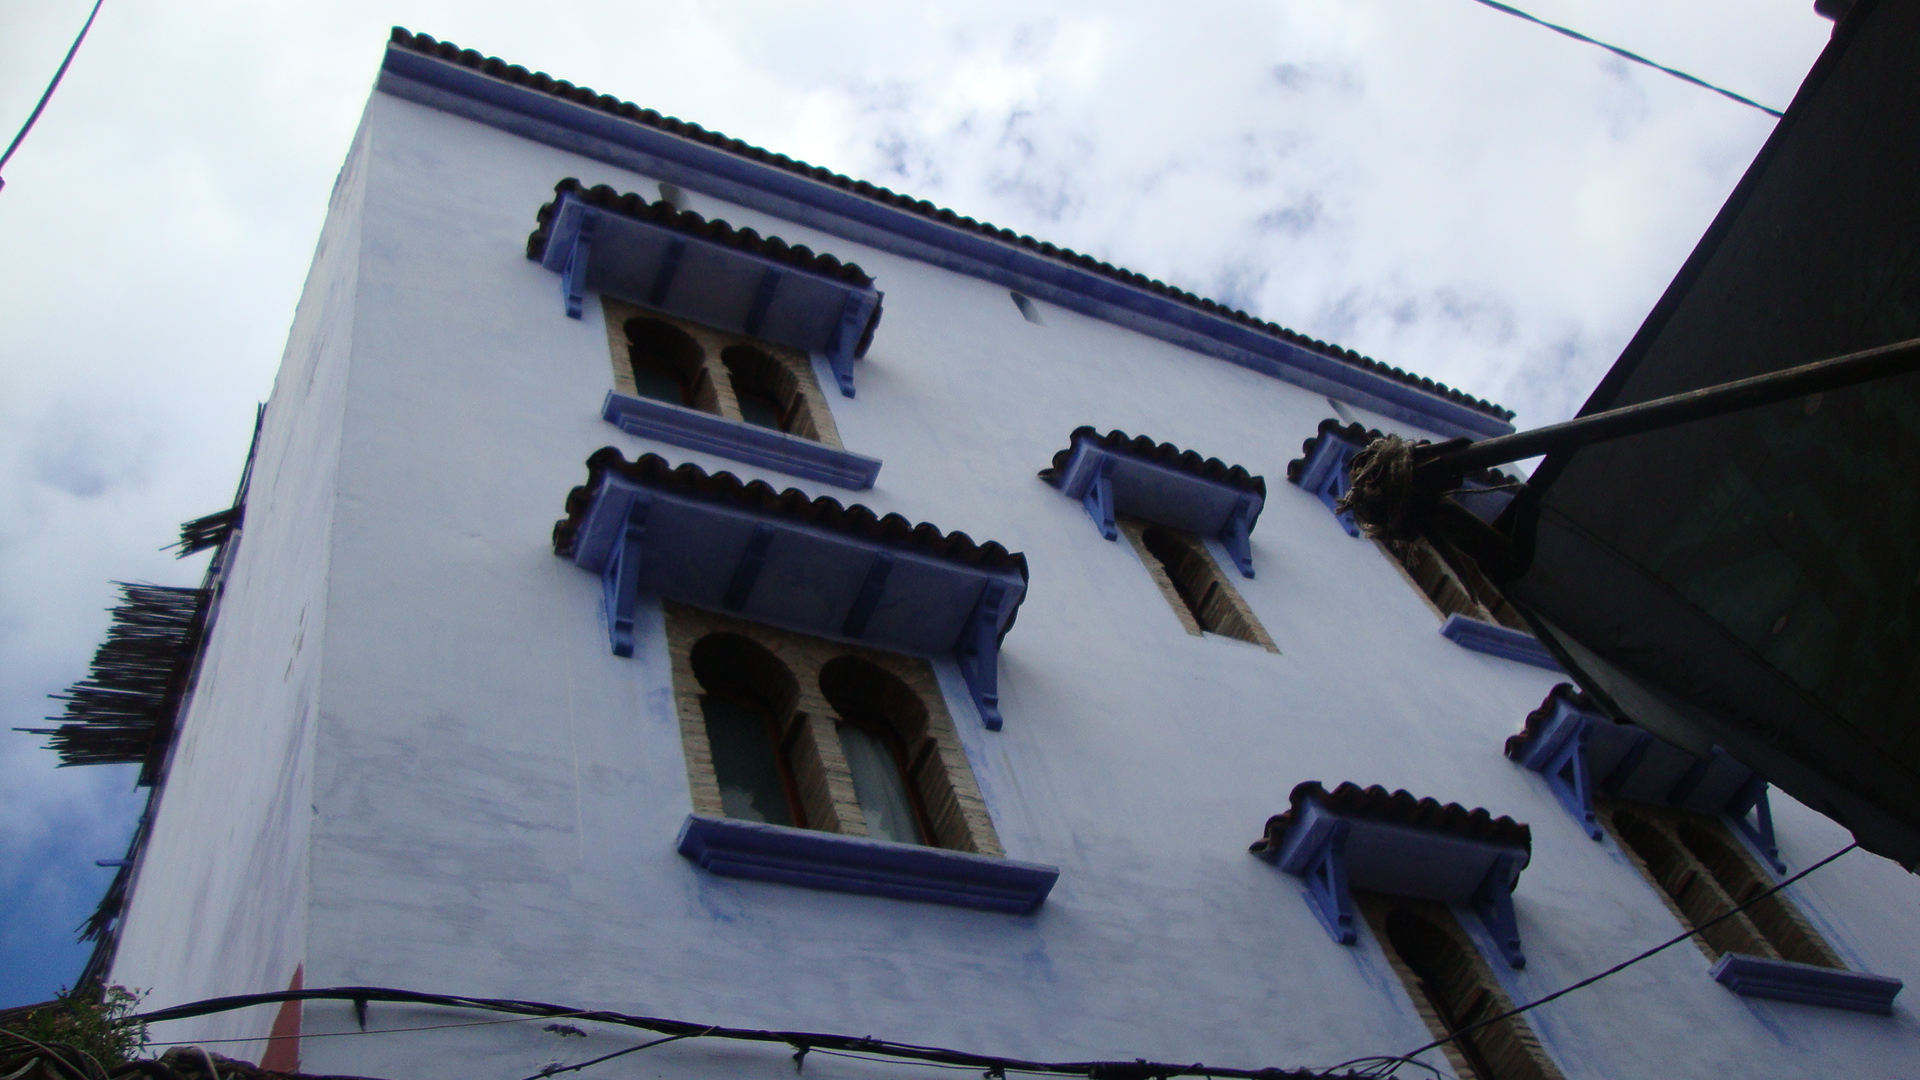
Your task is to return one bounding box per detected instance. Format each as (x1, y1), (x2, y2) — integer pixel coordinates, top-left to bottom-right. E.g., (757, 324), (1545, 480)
(118, 86), (1920, 1080)
(107, 118), (375, 1055)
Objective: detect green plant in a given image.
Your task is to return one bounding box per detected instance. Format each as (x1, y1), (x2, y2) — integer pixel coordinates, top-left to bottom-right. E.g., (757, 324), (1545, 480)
(1, 984), (150, 1071)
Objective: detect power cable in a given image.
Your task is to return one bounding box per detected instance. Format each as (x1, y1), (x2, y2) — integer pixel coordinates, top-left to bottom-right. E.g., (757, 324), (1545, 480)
(1462, 0), (1784, 117)
(1381, 841), (1857, 1076)
(131, 989), (1357, 1080)
(0, 0), (106, 192)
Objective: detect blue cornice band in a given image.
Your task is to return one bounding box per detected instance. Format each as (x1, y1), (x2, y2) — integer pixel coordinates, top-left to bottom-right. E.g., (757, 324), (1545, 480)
(377, 48), (1513, 441)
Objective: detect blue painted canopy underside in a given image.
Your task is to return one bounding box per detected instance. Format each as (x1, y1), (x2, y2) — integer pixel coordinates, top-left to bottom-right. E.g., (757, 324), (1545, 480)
(541, 191), (881, 395)
(570, 473), (1025, 728)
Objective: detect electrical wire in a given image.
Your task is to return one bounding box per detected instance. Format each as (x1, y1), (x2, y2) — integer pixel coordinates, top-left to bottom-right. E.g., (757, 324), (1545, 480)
(131, 989), (1357, 1079)
(0, 0), (106, 191)
(134, 1010), (598, 1048)
(1462, 0), (1784, 117)
(1379, 841), (1858, 1076)
(514, 1029), (712, 1080)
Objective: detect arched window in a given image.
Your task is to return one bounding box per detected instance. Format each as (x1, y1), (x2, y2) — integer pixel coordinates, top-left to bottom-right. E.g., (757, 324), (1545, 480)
(1379, 905), (1560, 1080)
(820, 657), (937, 847)
(1134, 524), (1271, 647)
(722, 344), (814, 438)
(625, 317), (707, 408)
(690, 633), (804, 827)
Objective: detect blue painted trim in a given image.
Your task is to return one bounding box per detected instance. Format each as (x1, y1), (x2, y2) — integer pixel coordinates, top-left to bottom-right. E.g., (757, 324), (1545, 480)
(601, 494), (651, 657)
(1511, 697), (1603, 840)
(377, 49), (1513, 440)
(1439, 614), (1563, 671)
(1270, 798), (1531, 967)
(1727, 775), (1786, 874)
(676, 814), (1058, 914)
(1292, 434), (1362, 537)
(1470, 851), (1527, 969)
(1296, 818), (1357, 945)
(602, 391), (882, 490)
(1711, 954), (1902, 1014)
(1054, 436), (1265, 574)
(955, 581), (1012, 731)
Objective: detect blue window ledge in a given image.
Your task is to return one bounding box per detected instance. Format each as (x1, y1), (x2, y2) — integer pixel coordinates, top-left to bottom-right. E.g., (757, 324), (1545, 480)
(1507, 685), (1783, 869)
(603, 391), (881, 490)
(1041, 427), (1265, 577)
(1254, 782), (1533, 968)
(557, 450), (1028, 730)
(1440, 614), (1562, 672)
(1712, 954), (1903, 1014)
(677, 814), (1059, 914)
(537, 183), (881, 396)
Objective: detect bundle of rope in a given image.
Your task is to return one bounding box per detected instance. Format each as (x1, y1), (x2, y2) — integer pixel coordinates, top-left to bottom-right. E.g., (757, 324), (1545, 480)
(1333, 434), (1421, 540)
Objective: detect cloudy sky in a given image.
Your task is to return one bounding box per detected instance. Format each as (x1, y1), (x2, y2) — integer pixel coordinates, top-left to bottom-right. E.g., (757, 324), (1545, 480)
(0, 0), (1831, 1006)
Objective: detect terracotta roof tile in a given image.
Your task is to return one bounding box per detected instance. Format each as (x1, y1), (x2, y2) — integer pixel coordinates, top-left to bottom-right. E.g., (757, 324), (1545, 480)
(389, 27), (1514, 423)
(552, 448), (1029, 576)
(1505, 682), (1604, 760)
(1037, 426), (1266, 498)
(1248, 780), (1532, 858)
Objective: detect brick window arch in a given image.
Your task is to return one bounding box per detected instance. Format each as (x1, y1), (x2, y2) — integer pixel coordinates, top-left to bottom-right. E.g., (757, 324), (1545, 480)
(721, 343), (816, 439)
(689, 632), (805, 827)
(668, 604), (1003, 855)
(1369, 901), (1564, 1080)
(624, 316), (712, 410)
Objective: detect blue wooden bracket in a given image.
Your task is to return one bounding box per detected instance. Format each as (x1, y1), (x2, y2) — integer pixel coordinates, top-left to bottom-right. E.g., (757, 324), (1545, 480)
(1294, 435), (1362, 537)
(1534, 715), (1602, 841)
(955, 580), (1011, 730)
(1298, 819), (1357, 945)
(647, 237), (686, 307)
(601, 493), (652, 657)
(1217, 495), (1258, 579)
(1727, 775), (1786, 874)
(561, 209), (599, 319)
(1470, 851), (1526, 969)
(1081, 458), (1118, 541)
(821, 291), (876, 398)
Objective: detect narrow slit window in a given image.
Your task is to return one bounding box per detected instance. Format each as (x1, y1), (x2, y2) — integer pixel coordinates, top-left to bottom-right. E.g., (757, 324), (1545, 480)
(1605, 803), (1841, 967)
(1367, 900), (1565, 1080)
(1126, 521), (1275, 650)
(1387, 533), (1529, 630)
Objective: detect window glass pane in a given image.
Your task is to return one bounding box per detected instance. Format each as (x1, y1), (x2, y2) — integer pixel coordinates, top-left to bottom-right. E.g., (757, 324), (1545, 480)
(838, 722), (925, 845)
(701, 696), (793, 827)
(735, 384), (786, 430)
(631, 362), (687, 406)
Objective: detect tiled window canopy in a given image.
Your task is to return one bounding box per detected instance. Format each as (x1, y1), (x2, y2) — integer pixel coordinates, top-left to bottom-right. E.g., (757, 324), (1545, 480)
(1251, 781), (1533, 968)
(1039, 427), (1265, 577)
(528, 179), (884, 396)
(1506, 684), (1781, 866)
(553, 449), (1029, 729)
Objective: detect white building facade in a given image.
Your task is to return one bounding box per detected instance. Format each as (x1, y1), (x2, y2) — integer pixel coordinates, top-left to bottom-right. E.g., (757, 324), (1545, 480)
(90, 29), (1920, 1080)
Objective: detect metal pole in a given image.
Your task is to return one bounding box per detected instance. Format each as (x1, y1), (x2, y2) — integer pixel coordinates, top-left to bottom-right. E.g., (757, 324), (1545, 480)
(1423, 335), (1920, 476)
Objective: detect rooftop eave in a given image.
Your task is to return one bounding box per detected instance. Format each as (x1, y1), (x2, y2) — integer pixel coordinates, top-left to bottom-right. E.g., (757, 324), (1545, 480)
(375, 41), (1514, 440)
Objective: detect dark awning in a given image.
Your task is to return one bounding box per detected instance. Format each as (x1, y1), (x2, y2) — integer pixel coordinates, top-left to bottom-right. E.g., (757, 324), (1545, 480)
(1501, 0), (1920, 867)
